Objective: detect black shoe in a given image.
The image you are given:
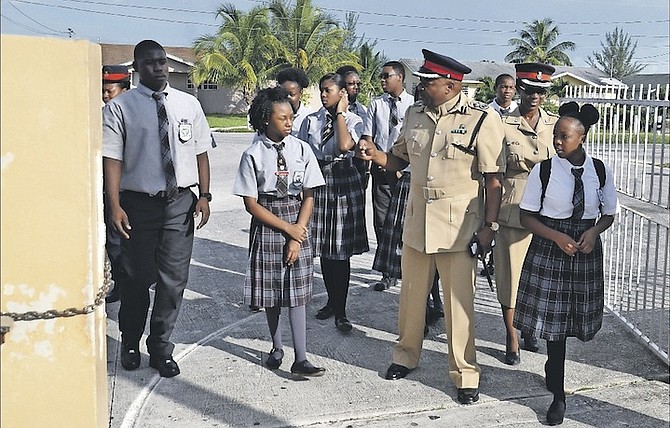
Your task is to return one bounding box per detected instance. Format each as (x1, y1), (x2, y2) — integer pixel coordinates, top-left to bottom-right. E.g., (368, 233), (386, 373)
(457, 388), (480, 405)
(105, 285), (120, 303)
(249, 305), (262, 312)
(373, 277), (391, 291)
(426, 307), (444, 325)
(522, 335), (540, 352)
(335, 317), (353, 332)
(316, 305), (334, 320)
(385, 363), (411, 380)
(290, 360), (326, 377)
(120, 345), (140, 371)
(546, 398), (566, 425)
(424, 324), (429, 337)
(504, 351), (521, 365)
(265, 348), (284, 370)
(149, 355), (180, 378)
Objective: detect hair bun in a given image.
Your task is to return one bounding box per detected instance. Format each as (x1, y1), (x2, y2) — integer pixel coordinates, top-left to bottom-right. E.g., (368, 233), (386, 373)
(558, 101), (580, 116)
(579, 104), (600, 127)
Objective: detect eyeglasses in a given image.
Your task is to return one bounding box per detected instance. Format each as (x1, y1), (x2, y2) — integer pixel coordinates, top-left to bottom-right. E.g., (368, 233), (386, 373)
(380, 72), (399, 79)
(521, 86), (547, 95)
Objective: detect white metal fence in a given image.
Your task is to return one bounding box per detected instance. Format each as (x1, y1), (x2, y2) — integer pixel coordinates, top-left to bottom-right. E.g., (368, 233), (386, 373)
(564, 84), (669, 365)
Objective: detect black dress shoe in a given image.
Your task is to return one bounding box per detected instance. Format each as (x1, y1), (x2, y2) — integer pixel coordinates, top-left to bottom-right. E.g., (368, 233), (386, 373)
(315, 305), (334, 320)
(290, 360), (326, 377)
(385, 363), (411, 380)
(335, 317), (353, 332)
(149, 355), (180, 378)
(522, 334), (540, 352)
(120, 345), (140, 371)
(457, 388), (480, 405)
(504, 350), (521, 365)
(265, 348), (284, 370)
(373, 277), (390, 291)
(546, 398), (566, 425)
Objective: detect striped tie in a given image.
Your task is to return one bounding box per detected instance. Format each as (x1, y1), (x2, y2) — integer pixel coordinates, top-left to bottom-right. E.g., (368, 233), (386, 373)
(571, 168), (584, 219)
(273, 142), (288, 198)
(389, 96), (398, 137)
(152, 92), (177, 199)
(322, 114), (334, 144)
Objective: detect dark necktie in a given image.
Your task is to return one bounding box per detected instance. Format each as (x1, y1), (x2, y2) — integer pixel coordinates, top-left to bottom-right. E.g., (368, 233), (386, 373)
(348, 103), (356, 114)
(322, 114), (334, 144)
(571, 167), (585, 220)
(389, 96), (398, 137)
(273, 142), (288, 198)
(152, 92), (177, 199)
(500, 107), (510, 116)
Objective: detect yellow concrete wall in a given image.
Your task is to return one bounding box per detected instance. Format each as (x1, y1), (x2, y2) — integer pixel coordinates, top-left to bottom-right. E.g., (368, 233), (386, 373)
(1, 35), (107, 428)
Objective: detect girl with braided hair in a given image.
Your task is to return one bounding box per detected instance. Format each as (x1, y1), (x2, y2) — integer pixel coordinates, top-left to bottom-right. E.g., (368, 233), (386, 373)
(233, 86), (326, 377)
(514, 102), (619, 425)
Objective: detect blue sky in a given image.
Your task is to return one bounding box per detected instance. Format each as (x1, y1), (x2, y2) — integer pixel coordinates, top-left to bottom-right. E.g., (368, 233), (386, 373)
(2, 0), (668, 73)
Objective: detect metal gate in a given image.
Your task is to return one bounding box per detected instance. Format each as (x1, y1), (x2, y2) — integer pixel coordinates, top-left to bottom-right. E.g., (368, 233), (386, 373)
(564, 83), (669, 365)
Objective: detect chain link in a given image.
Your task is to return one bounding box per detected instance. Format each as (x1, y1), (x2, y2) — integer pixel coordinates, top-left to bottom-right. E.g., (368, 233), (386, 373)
(1, 257), (113, 322)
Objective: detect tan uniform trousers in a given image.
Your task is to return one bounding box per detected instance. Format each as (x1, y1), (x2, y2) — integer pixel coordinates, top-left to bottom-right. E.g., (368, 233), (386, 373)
(394, 245), (480, 388)
(493, 226), (532, 308)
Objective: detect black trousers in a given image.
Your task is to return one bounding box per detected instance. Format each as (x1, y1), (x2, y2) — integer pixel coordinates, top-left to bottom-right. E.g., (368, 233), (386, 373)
(371, 172), (393, 255)
(118, 189), (196, 357)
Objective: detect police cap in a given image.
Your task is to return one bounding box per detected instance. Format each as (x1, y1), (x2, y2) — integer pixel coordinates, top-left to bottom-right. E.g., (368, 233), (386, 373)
(102, 65), (130, 83)
(515, 63), (555, 88)
(413, 49), (471, 81)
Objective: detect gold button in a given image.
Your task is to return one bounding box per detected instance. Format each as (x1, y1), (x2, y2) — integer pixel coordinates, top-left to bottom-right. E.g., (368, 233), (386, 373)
(431, 152), (438, 157)
(435, 130), (442, 135)
(427, 176), (434, 181)
(427, 199), (433, 204)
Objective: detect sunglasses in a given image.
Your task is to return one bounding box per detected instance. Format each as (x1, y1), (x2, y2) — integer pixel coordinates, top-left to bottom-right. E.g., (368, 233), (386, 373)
(522, 86), (548, 95)
(380, 72), (399, 79)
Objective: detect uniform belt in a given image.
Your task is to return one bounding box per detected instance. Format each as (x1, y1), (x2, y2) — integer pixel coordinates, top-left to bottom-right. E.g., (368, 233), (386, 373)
(125, 186), (194, 199)
(421, 184), (477, 201)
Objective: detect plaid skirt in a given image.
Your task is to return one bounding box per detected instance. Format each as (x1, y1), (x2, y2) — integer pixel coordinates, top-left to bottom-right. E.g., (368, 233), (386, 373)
(311, 159), (369, 260)
(244, 195), (313, 308)
(514, 216), (604, 342)
(373, 172), (411, 278)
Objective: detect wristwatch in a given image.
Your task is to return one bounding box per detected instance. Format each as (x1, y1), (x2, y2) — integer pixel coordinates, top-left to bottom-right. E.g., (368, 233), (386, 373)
(485, 221), (500, 232)
(199, 192), (212, 202)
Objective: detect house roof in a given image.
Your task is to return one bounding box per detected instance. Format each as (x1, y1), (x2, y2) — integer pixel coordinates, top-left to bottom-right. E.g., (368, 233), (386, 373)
(100, 43), (196, 68)
(400, 58), (624, 87)
(622, 73), (670, 87)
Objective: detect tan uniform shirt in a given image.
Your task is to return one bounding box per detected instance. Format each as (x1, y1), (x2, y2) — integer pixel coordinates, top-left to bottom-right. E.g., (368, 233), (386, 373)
(498, 108), (558, 228)
(392, 95), (505, 254)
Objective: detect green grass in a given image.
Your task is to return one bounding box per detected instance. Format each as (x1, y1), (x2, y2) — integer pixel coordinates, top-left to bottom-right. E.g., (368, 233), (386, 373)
(206, 114), (250, 132)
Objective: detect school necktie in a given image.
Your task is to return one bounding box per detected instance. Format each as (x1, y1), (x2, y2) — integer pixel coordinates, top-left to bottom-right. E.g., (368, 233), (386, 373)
(152, 91), (177, 199)
(322, 113), (334, 144)
(273, 142), (288, 198)
(348, 103), (356, 114)
(389, 96), (398, 137)
(500, 107), (510, 116)
(571, 167), (585, 220)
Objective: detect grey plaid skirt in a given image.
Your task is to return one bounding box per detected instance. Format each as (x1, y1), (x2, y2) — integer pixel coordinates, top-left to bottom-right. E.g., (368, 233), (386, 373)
(311, 159), (369, 260)
(244, 195), (313, 308)
(514, 216), (604, 342)
(373, 172), (411, 279)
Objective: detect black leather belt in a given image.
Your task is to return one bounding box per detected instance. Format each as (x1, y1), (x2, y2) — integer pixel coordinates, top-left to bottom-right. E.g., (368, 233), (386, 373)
(124, 187), (193, 199)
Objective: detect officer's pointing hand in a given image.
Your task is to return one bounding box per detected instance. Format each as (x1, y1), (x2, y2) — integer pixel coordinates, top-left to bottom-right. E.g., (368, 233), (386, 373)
(356, 138), (376, 160)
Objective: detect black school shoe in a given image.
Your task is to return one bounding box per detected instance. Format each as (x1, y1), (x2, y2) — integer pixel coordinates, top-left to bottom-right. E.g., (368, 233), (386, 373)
(290, 360), (326, 377)
(546, 398), (566, 425)
(316, 305), (334, 320)
(120, 345), (141, 370)
(265, 348), (284, 370)
(149, 355), (180, 378)
(335, 316), (353, 332)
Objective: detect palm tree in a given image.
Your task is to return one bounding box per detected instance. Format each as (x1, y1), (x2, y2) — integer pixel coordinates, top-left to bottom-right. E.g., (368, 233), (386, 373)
(356, 42), (386, 104)
(191, 3), (283, 107)
(505, 18), (575, 66)
(587, 27), (645, 79)
(268, 0), (358, 83)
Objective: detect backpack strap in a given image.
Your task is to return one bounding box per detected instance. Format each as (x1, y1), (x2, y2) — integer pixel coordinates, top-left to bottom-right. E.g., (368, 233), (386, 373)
(539, 158), (552, 211)
(592, 157), (606, 189)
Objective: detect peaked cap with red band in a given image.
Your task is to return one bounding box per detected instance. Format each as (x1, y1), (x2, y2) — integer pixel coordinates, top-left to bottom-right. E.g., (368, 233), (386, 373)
(413, 49), (471, 81)
(102, 65), (130, 83)
(515, 62), (555, 88)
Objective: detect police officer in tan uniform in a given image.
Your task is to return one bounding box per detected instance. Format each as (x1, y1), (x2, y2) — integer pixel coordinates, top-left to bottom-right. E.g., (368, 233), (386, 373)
(495, 63), (558, 365)
(358, 49), (504, 405)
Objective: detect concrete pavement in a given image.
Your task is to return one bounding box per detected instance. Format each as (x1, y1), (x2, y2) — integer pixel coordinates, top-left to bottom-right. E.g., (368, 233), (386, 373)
(106, 132), (669, 428)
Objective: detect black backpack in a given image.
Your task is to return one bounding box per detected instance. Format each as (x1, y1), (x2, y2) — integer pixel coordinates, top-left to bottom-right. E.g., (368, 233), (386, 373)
(539, 157), (606, 211)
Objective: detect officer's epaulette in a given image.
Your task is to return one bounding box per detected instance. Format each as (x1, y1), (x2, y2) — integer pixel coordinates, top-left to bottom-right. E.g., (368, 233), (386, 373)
(503, 115), (522, 124)
(468, 100), (489, 111)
